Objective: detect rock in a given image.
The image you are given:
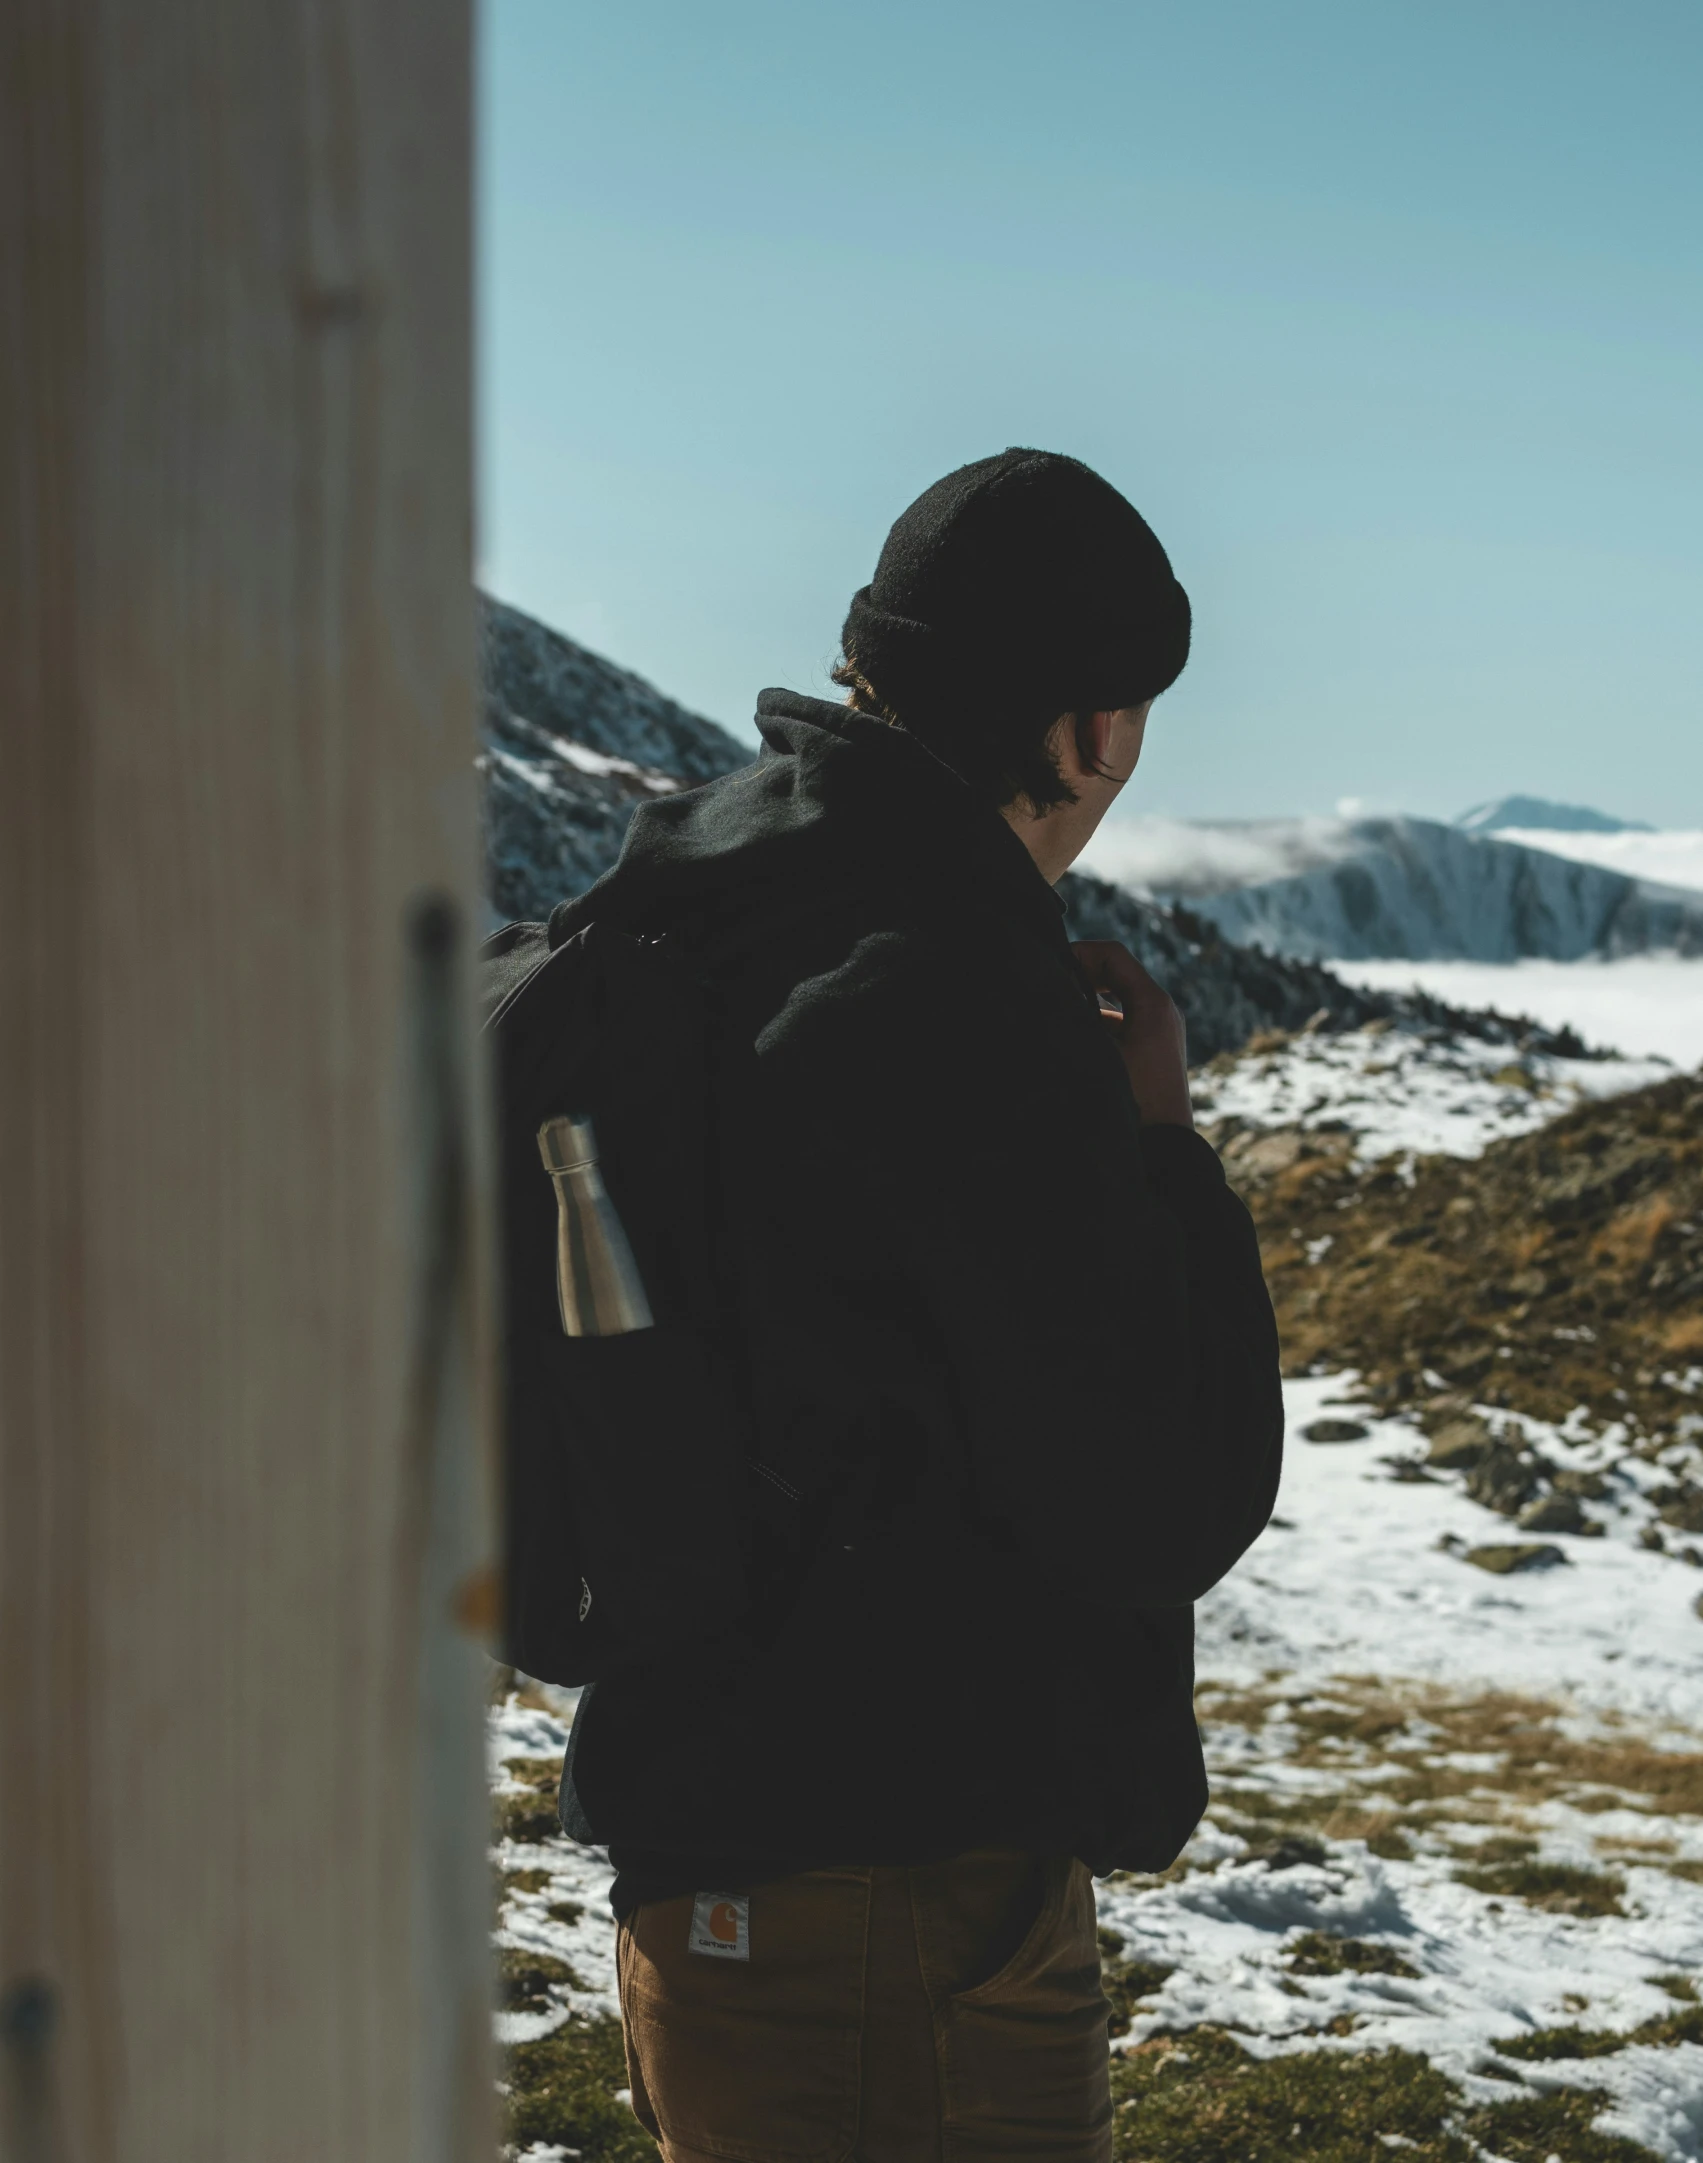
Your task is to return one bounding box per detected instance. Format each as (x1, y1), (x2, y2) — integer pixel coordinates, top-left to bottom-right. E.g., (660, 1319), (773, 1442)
(1464, 1542), (1568, 1575)
(1553, 1468), (1609, 1500)
(1418, 1394), (1476, 1428)
(1226, 1129), (1313, 1178)
(1655, 1483), (1703, 1535)
(1517, 1492), (1584, 1535)
(1640, 1524), (1666, 1552)
(1533, 1144), (1672, 1226)
(1257, 1835), (1329, 1872)
(1303, 1418), (1371, 1443)
(1428, 1418), (1492, 1471)
(1465, 1443), (1542, 1516)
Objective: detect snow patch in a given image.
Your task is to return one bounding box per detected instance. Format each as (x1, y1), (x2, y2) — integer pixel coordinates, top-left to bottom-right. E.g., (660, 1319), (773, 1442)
(1200, 1376), (1703, 1729)
(1193, 1021), (1669, 1163)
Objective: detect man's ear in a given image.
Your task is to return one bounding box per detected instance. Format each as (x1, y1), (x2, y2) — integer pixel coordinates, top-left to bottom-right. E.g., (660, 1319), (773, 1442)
(1068, 709), (1117, 780)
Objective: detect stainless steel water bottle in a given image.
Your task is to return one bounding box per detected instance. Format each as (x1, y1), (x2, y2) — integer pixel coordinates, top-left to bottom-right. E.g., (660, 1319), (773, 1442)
(535, 1115), (655, 1337)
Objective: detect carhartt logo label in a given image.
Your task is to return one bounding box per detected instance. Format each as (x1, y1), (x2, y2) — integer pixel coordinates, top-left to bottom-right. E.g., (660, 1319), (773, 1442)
(688, 1891), (749, 1960)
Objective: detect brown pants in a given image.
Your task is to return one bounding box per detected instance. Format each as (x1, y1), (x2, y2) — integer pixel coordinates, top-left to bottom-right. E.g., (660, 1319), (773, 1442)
(616, 1850), (1112, 2163)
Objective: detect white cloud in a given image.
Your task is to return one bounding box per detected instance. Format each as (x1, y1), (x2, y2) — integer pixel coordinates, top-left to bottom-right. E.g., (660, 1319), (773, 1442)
(1080, 814), (1359, 896)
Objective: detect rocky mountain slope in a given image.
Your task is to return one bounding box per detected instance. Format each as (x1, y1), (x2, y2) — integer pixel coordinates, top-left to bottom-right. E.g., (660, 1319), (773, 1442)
(477, 595), (1607, 1064)
(1222, 1066), (1703, 1445)
(481, 595), (751, 920)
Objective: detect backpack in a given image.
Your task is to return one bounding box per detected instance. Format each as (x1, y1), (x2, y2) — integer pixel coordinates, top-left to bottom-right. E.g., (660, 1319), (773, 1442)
(481, 914), (757, 1686)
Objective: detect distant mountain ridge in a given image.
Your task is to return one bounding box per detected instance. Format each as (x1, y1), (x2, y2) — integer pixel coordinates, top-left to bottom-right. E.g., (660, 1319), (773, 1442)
(1455, 794), (1654, 835)
(1086, 809), (1703, 964)
(1182, 816), (1703, 963)
(476, 594), (1601, 1062)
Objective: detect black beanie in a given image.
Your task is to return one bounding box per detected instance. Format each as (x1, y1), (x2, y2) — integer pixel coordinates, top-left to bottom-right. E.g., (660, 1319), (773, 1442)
(841, 448), (1191, 731)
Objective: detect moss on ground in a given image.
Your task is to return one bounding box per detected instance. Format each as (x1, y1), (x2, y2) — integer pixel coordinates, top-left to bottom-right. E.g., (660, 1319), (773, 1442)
(504, 2012), (658, 2160)
(1452, 1859), (1626, 1916)
(1494, 2003), (1703, 2061)
(1098, 1928), (1174, 2036)
(1285, 1931), (1419, 1979)
(1110, 2030), (1469, 2161)
(494, 1788), (562, 1844)
(493, 1754), (563, 1846)
(1466, 2086), (1660, 2163)
(1106, 2030), (1665, 2163)
(497, 1945), (582, 2013)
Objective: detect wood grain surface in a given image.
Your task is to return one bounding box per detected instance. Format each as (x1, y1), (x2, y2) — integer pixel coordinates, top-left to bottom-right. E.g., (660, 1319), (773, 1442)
(0, 4), (494, 2155)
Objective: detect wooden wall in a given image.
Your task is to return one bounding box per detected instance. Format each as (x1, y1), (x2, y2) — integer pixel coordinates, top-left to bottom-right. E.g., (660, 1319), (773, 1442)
(0, 3), (494, 2155)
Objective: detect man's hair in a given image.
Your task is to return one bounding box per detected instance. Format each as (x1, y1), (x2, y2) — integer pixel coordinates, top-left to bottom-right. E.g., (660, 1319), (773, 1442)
(836, 448), (1191, 816)
(828, 654), (1104, 815)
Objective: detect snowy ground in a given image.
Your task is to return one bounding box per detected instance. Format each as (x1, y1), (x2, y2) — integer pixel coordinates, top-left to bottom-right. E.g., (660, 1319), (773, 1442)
(1329, 954), (1703, 1069)
(492, 1371), (1703, 2160)
(1105, 1373), (1703, 2162)
(1191, 1016), (1672, 1163)
(491, 1692), (615, 2033)
(1202, 1377), (1703, 1732)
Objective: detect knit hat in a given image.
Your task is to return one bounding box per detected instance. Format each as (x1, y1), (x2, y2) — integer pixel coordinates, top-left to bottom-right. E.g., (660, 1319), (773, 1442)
(841, 448), (1191, 726)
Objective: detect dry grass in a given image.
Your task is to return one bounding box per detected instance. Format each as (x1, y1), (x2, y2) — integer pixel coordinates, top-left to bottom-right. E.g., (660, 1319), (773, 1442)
(1589, 1194), (1678, 1268)
(1193, 1678), (1703, 1888)
(1661, 1311), (1703, 1358)
(1285, 1932), (1419, 1979)
(1223, 1071), (1703, 1437)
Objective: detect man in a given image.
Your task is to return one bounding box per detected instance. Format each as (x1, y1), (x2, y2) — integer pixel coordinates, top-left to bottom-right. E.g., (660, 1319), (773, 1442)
(555, 449), (1283, 2160)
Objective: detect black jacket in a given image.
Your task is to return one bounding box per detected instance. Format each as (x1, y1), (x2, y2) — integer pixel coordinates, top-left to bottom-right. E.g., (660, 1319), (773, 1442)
(553, 692), (1283, 1912)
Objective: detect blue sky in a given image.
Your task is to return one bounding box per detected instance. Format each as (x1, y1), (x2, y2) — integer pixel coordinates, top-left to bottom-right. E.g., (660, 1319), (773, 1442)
(478, 0), (1701, 825)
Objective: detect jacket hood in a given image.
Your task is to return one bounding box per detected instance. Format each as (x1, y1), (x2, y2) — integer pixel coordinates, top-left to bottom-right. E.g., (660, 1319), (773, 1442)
(548, 689), (1063, 948)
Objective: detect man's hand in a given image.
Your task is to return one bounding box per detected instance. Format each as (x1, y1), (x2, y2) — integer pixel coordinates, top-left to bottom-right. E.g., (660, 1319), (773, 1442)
(1071, 942), (1193, 1128)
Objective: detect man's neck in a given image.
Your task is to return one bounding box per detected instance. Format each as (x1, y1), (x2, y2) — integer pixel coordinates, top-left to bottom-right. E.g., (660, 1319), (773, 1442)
(1000, 798), (1101, 887)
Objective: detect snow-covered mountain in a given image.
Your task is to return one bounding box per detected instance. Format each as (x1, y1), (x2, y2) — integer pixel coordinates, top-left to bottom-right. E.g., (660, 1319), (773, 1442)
(1084, 812), (1703, 963)
(1450, 796), (1703, 910)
